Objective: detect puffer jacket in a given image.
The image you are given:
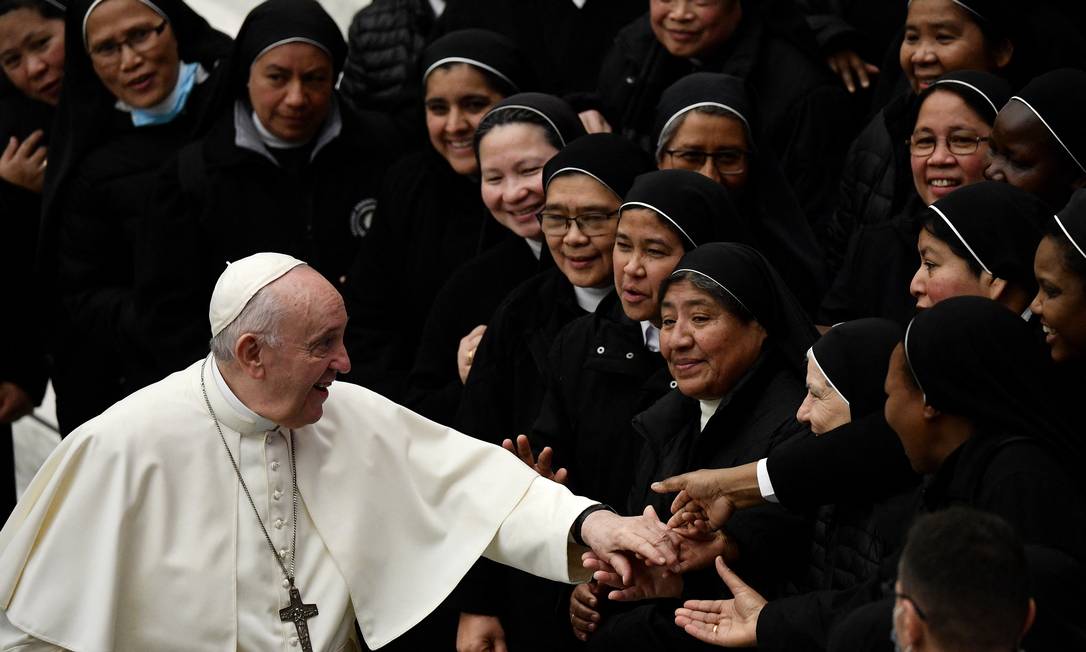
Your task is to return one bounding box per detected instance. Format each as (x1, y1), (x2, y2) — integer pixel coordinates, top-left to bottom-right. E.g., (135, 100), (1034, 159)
(339, 0), (436, 114)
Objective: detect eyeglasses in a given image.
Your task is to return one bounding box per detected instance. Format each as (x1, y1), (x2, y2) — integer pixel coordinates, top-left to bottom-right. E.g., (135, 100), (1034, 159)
(894, 592), (929, 621)
(663, 148), (748, 175)
(88, 20), (169, 64)
(536, 210), (618, 237)
(908, 131), (990, 157)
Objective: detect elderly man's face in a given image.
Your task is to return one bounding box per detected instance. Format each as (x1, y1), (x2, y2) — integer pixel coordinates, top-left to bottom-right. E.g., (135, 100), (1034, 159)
(260, 268), (351, 428)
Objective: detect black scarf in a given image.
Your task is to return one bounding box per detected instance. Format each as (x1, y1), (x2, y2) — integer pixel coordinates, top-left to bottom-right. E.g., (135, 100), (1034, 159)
(620, 169), (748, 250)
(810, 318), (902, 417)
(485, 92), (586, 147)
(542, 132), (651, 200)
(419, 28), (532, 91)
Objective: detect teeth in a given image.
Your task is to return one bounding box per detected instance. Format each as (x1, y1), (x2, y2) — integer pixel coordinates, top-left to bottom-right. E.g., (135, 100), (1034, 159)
(930, 179), (958, 187)
(1042, 325), (1054, 335)
(447, 139), (472, 149)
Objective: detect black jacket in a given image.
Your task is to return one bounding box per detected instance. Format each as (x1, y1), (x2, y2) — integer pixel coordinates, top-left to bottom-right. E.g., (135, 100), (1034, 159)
(405, 238), (551, 426)
(343, 148), (510, 400)
(455, 267), (586, 444)
(532, 292), (672, 510)
(597, 2), (854, 232)
(586, 353), (811, 651)
(138, 100), (387, 376)
(821, 94), (915, 272)
(758, 431), (1086, 652)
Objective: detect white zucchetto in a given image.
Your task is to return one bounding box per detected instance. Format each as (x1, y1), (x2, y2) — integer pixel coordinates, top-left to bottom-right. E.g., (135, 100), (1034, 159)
(209, 252), (306, 336)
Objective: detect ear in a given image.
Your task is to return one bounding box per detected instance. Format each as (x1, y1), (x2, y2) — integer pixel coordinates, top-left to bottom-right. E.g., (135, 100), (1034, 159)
(985, 275), (1009, 302)
(992, 38), (1014, 69)
(922, 402), (940, 420)
(896, 600), (925, 649)
(1021, 598), (1037, 640)
(233, 333), (266, 379)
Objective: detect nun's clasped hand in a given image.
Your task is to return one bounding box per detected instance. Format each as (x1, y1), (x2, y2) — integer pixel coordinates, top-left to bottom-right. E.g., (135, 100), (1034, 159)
(0, 131), (47, 193)
(674, 557), (766, 648)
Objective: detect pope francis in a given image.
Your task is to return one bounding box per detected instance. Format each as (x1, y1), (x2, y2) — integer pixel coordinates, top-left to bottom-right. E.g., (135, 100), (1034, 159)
(0, 253), (678, 651)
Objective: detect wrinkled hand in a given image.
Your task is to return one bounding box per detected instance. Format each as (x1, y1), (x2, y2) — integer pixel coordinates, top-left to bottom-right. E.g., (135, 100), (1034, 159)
(502, 434), (568, 484)
(569, 581), (604, 641)
(652, 468), (741, 531)
(584, 549), (682, 602)
(0, 382), (34, 424)
(456, 612), (507, 652)
(826, 49), (879, 94)
(579, 505), (679, 586)
(578, 109), (613, 134)
(674, 557), (765, 647)
(457, 324), (487, 384)
(0, 131), (47, 193)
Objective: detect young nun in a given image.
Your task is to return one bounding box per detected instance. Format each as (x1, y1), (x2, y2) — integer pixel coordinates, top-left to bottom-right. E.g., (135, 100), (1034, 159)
(672, 297), (1086, 651)
(38, 0), (230, 434)
(137, 0), (391, 379)
(909, 180), (1047, 317)
(653, 72), (828, 311)
(341, 29), (532, 401)
(452, 129), (650, 652)
(820, 70), (1010, 325)
(584, 243), (816, 651)
(404, 95), (592, 425)
(986, 67), (1086, 210)
(824, 0), (1018, 270)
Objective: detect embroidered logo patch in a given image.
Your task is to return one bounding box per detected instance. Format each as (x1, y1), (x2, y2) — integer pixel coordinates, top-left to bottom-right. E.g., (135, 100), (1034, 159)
(349, 198), (378, 238)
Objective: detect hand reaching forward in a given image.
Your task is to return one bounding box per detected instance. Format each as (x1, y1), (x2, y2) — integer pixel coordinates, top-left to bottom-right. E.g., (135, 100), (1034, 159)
(569, 581), (604, 641)
(579, 505), (679, 585)
(651, 462), (763, 531)
(501, 434), (568, 485)
(673, 557), (766, 648)
(583, 549), (682, 602)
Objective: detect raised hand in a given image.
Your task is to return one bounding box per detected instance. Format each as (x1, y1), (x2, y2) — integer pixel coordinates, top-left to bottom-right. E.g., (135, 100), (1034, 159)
(501, 434), (568, 485)
(0, 131), (47, 193)
(579, 505), (679, 585)
(826, 49), (879, 94)
(569, 581), (604, 641)
(673, 557), (766, 648)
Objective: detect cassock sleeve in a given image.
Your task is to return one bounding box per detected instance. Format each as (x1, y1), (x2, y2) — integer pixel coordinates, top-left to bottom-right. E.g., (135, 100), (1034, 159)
(0, 609), (67, 651)
(482, 477), (596, 585)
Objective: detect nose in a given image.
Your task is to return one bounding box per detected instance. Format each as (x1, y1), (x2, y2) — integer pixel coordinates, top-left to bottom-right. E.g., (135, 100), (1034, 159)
(927, 138), (956, 167)
(446, 104), (469, 134)
(984, 154), (1005, 182)
(910, 42), (937, 64)
(283, 80), (306, 108)
(563, 219), (590, 247)
(1029, 289), (1044, 317)
(503, 177), (529, 205)
(669, 0), (694, 20)
(699, 158), (723, 184)
(332, 340), (351, 375)
(622, 249), (645, 277)
(119, 43), (143, 71)
(26, 54), (48, 79)
(796, 394), (812, 425)
(909, 264), (925, 300)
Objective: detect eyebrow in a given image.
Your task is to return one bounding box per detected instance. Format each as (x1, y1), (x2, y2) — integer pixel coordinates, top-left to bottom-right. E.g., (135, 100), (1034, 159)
(541, 203), (614, 213)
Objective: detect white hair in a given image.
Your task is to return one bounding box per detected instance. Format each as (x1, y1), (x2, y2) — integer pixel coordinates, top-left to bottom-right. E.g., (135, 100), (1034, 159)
(209, 283), (285, 362)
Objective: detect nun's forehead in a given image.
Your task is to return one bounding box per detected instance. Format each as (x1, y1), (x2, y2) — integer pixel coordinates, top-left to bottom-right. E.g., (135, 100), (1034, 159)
(83, 0), (167, 48)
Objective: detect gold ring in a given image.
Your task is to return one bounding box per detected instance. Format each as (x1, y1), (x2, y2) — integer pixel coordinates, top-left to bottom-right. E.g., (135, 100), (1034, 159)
(466, 349), (475, 364)
(713, 624), (718, 634)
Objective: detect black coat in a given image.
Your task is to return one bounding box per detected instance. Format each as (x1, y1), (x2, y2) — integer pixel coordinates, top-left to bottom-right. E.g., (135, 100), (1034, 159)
(817, 207), (920, 326)
(456, 267), (586, 444)
(404, 237), (551, 426)
(343, 148), (509, 400)
(758, 430), (1086, 652)
(49, 79), (223, 433)
(597, 1), (854, 232)
(138, 100), (388, 376)
(586, 353), (811, 651)
(531, 292), (671, 511)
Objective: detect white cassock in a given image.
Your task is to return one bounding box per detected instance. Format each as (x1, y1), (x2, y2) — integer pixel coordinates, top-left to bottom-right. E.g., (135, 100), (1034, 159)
(0, 356), (595, 651)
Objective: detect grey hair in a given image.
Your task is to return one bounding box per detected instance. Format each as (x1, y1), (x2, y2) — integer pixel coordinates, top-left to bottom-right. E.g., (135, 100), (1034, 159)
(655, 105), (747, 160)
(660, 270), (754, 323)
(209, 284), (285, 362)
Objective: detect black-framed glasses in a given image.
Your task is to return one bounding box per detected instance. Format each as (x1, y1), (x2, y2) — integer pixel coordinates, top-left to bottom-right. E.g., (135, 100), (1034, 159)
(536, 210), (618, 237)
(663, 148), (749, 174)
(907, 131), (990, 157)
(895, 592), (928, 621)
(88, 20), (168, 63)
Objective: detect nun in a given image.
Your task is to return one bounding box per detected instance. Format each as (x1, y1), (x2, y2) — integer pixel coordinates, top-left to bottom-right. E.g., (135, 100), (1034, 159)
(986, 68), (1086, 210)
(341, 29), (532, 401)
(653, 72), (828, 311)
(534, 169), (746, 643)
(1033, 189), (1086, 366)
(404, 95), (591, 425)
(820, 70), (1011, 325)
(136, 0), (391, 378)
(39, 0), (230, 433)
(670, 297), (1086, 651)
(584, 243), (816, 651)
(452, 129), (650, 652)
(824, 0), (1018, 270)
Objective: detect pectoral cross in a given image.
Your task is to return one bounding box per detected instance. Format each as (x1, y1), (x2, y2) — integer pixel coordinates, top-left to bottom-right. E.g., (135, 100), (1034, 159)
(280, 585), (319, 652)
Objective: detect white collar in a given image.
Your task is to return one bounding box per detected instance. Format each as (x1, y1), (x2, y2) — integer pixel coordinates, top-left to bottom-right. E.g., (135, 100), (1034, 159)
(574, 285), (611, 313)
(571, 0), (587, 8)
(428, 0), (446, 16)
(699, 398), (722, 431)
(211, 357), (278, 433)
(525, 237), (543, 260)
(252, 110), (309, 149)
(640, 321), (660, 352)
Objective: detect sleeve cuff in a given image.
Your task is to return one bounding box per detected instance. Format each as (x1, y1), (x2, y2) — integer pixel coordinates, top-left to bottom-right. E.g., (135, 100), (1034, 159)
(756, 457), (779, 504)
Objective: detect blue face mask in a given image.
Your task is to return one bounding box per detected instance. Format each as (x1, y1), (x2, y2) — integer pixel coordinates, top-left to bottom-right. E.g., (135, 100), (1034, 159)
(128, 60), (202, 127)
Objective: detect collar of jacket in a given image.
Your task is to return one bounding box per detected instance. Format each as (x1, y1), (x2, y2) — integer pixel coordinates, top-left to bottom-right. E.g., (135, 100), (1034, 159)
(921, 431), (1036, 512)
(232, 97), (342, 167)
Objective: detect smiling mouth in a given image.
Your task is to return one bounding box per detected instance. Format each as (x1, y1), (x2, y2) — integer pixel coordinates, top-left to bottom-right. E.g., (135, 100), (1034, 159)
(445, 138), (473, 151)
(928, 179), (960, 188)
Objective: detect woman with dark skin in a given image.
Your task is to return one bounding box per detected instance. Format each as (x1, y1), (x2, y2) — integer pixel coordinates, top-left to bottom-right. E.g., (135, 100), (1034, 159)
(985, 68), (1086, 210)
(39, 0), (231, 434)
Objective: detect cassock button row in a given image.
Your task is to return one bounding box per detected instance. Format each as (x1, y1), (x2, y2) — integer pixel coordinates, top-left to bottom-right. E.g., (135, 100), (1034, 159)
(282, 578), (290, 588)
(271, 461), (280, 471)
(273, 489), (283, 501)
(289, 637), (298, 647)
(275, 518), (285, 529)
(279, 549), (287, 558)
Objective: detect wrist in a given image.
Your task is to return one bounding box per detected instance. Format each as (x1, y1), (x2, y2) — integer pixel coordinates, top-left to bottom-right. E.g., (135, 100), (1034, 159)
(575, 505), (617, 547)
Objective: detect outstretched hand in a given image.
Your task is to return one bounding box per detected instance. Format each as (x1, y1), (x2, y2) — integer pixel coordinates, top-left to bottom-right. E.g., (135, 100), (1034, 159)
(501, 434), (568, 485)
(583, 549), (682, 602)
(579, 505), (679, 585)
(826, 49), (879, 93)
(651, 462), (763, 531)
(674, 557), (766, 647)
